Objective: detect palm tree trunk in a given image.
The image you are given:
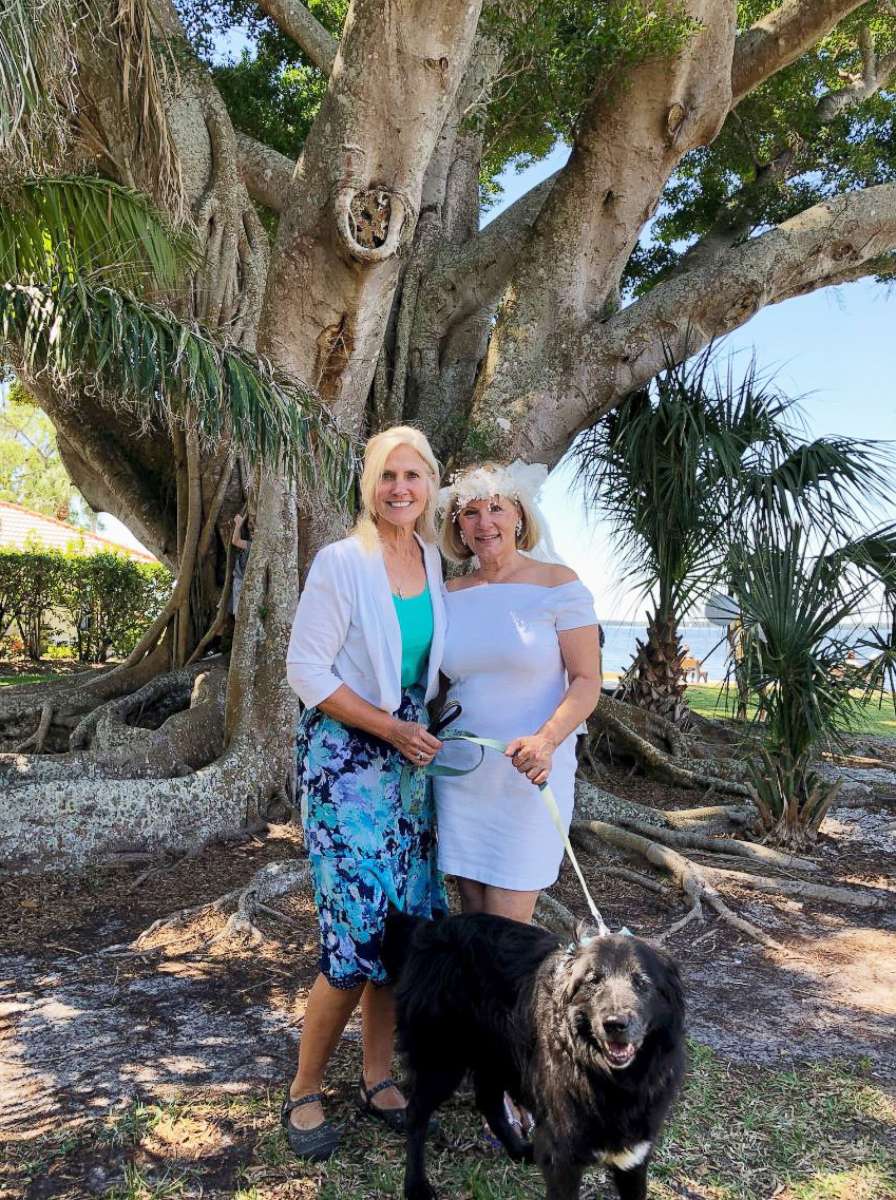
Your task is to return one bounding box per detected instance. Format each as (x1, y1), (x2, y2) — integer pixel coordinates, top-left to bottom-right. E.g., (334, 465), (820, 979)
(621, 609), (689, 726)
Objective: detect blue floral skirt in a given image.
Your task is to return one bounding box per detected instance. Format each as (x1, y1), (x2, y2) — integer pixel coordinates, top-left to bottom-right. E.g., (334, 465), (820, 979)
(295, 685), (447, 989)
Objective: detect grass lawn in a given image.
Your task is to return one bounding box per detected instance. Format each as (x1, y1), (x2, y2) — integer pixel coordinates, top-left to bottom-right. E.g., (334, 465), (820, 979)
(0, 672), (63, 686)
(6, 1046), (893, 1199)
(685, 683), (896, 738)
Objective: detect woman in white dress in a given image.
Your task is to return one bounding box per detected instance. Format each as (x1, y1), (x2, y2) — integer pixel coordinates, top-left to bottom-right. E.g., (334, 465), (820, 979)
(434, 462), (603, 925)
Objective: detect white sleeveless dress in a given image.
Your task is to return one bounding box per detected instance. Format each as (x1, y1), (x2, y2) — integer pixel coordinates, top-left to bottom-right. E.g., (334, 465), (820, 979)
(433, 580), (598, 891)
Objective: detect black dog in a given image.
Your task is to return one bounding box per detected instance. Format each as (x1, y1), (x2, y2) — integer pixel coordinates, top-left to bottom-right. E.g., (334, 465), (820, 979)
(382, 911), (685, 1200)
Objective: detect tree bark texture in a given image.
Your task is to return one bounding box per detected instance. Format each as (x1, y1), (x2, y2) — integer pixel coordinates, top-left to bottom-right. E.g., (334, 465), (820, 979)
(4, 0), (896, 868)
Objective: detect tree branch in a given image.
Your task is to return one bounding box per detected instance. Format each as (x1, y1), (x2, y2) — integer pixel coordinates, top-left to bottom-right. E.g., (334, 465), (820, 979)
(732, 0), (868, 105)
(235, 132), (293, 213)
(816, 25), (896, 120)
(254, 0), (338, 73)
(463, 3), (737, 463)
(423, 172), (558, 334)
(678, 24), (896, 277)
(505, 182), (896, 465)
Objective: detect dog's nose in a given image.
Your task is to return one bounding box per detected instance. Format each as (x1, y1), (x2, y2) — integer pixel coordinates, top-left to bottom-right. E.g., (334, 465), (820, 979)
(603, 1014), (632, 1038)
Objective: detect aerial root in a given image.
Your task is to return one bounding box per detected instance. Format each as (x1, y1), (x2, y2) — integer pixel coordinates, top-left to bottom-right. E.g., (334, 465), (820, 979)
(14, 700), (55, 752)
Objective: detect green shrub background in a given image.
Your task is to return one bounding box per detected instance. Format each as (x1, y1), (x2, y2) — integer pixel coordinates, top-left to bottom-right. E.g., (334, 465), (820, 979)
(0, 545), (172, 661)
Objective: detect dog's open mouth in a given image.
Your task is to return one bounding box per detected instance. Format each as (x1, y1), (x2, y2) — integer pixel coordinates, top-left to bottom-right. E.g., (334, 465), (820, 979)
(604, 1041), (636, 1069)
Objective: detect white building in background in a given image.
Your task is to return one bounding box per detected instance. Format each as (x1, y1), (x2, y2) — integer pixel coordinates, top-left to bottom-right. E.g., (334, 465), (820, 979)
(0, 501), (157, 563)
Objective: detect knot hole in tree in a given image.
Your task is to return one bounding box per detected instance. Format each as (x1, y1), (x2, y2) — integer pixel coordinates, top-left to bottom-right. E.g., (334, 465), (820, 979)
(351, 189), (391, 248)
(335, 185), (409, 263)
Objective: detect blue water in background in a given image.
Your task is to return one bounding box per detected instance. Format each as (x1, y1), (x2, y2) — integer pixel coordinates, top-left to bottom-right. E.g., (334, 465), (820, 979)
(601, 623), (880, 682)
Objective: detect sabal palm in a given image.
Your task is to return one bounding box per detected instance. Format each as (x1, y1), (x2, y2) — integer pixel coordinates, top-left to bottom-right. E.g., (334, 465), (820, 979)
(0, 174), (353, 495)
(573, 345), (887, 724)
(729, 526), (896, 848)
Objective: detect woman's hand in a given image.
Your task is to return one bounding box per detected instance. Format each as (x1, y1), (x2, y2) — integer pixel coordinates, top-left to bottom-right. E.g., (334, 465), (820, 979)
(388, 720), (443, 767)
(504, 733), (556, 787)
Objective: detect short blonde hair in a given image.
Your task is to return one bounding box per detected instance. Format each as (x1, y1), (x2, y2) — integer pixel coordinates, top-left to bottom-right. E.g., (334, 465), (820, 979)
(354, 426), (440, 550)
(439, 462), (542, 563)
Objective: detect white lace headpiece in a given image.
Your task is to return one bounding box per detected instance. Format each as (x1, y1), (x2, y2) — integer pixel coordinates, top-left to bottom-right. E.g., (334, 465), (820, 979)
(438, 460), (568, 567)
(437, 460), (548, 520)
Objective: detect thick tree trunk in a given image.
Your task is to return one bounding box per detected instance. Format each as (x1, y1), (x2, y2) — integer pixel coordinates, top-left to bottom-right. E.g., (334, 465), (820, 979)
(0, 0), (285, 864)
(6, 0), (896, 870)
(0, 0), (487, 869)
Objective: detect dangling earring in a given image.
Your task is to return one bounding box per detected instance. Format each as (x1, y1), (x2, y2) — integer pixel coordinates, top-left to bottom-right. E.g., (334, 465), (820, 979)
(515, 519), (523, 540)
(459, 531), (467, 546)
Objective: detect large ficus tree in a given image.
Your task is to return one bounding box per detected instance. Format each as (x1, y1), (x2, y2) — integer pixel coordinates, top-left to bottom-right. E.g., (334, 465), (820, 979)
(2, 0), (896, 868)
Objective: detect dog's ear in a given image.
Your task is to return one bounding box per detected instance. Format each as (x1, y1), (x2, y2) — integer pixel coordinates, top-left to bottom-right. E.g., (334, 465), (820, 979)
(646, 944), (685, 1022)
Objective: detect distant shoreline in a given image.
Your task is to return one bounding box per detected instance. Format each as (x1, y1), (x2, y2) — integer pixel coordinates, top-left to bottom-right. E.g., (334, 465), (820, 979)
(604, 670), (727, 687)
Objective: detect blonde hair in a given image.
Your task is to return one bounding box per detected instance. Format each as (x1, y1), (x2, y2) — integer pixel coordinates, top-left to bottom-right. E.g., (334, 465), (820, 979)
(354, 425), (440, 550)
(439, 462), (542, 563)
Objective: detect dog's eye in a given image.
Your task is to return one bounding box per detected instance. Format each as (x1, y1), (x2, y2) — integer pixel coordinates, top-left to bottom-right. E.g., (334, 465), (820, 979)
(632, 973), (651, 991)
(583, 969), (603, 986)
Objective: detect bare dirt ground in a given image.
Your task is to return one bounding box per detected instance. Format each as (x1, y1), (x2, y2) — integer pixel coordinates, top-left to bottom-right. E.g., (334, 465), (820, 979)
(1, 749), (894, 1198)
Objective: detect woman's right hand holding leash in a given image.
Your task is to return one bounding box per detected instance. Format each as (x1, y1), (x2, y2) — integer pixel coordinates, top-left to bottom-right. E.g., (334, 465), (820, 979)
(389, 720), (442, 767)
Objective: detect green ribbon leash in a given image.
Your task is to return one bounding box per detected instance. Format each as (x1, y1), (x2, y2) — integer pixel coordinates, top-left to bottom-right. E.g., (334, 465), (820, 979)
(402, 729), (608, 933)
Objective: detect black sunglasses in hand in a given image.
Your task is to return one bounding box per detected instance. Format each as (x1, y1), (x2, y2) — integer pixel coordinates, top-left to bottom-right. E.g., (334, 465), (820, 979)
(427, 701), (462, 737)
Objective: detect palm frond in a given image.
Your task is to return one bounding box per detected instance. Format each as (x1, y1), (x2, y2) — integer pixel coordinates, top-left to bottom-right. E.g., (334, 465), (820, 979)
(0, 176), (197, 289)
(738, 436), (891, 543)
(0, 0), (86, 169)
(729, 530), (871, 760)
(0, 0), (185, 220)
(835, 524), (896, 593)
(572, 340), (895, 622)
(0, 277), (358, 502)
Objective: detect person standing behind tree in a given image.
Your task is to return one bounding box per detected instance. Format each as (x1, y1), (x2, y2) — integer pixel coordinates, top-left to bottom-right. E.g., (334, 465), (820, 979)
(230, 511), (251, 616)
(282, 425), (447, 1161)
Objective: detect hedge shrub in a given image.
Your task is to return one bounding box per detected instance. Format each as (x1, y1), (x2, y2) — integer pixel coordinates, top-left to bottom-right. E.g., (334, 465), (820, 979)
(0, 546), (172, 661)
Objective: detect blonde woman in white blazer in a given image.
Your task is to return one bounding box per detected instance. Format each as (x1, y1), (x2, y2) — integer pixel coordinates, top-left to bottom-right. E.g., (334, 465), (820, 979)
(282, 426), (447, 1161)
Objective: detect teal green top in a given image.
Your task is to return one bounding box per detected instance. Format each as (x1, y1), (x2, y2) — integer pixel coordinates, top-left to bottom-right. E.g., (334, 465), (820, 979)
(393, 582), (434, 688)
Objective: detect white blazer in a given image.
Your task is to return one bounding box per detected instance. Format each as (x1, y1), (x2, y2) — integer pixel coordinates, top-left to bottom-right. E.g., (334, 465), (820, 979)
(286, 533), (446, 713)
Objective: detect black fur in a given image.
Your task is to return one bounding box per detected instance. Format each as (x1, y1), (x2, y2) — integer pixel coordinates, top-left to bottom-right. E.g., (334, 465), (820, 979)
(382, 910), (685, 1200)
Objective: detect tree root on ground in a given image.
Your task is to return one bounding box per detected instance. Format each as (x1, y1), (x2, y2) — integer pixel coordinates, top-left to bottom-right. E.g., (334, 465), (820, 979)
(102, 859), (311, 955)
(69, 658), (220, 751)
(662, 803), (754, 831)
(1, 665), (228, 789)
(571, 819), (786, 951)
(684, 708), (740, 745)
(1, 642), (171, 753)
(653, 898), (703, 944)
(612, 816), (819, 873)
(14, 701), (55, 753)
(698, 864), (892, 910)
(574, 781), (753, 834)
(534, 891), (577, 938)
(602, 864), (671, 896)
(589, 695), (756, 800)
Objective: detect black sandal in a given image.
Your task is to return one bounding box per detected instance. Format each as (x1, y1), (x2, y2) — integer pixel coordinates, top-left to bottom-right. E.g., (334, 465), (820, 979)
(357, 1076), (408, 1133)
(281, 1091), (342, 1162)
(357, 1076), (440, 1137)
